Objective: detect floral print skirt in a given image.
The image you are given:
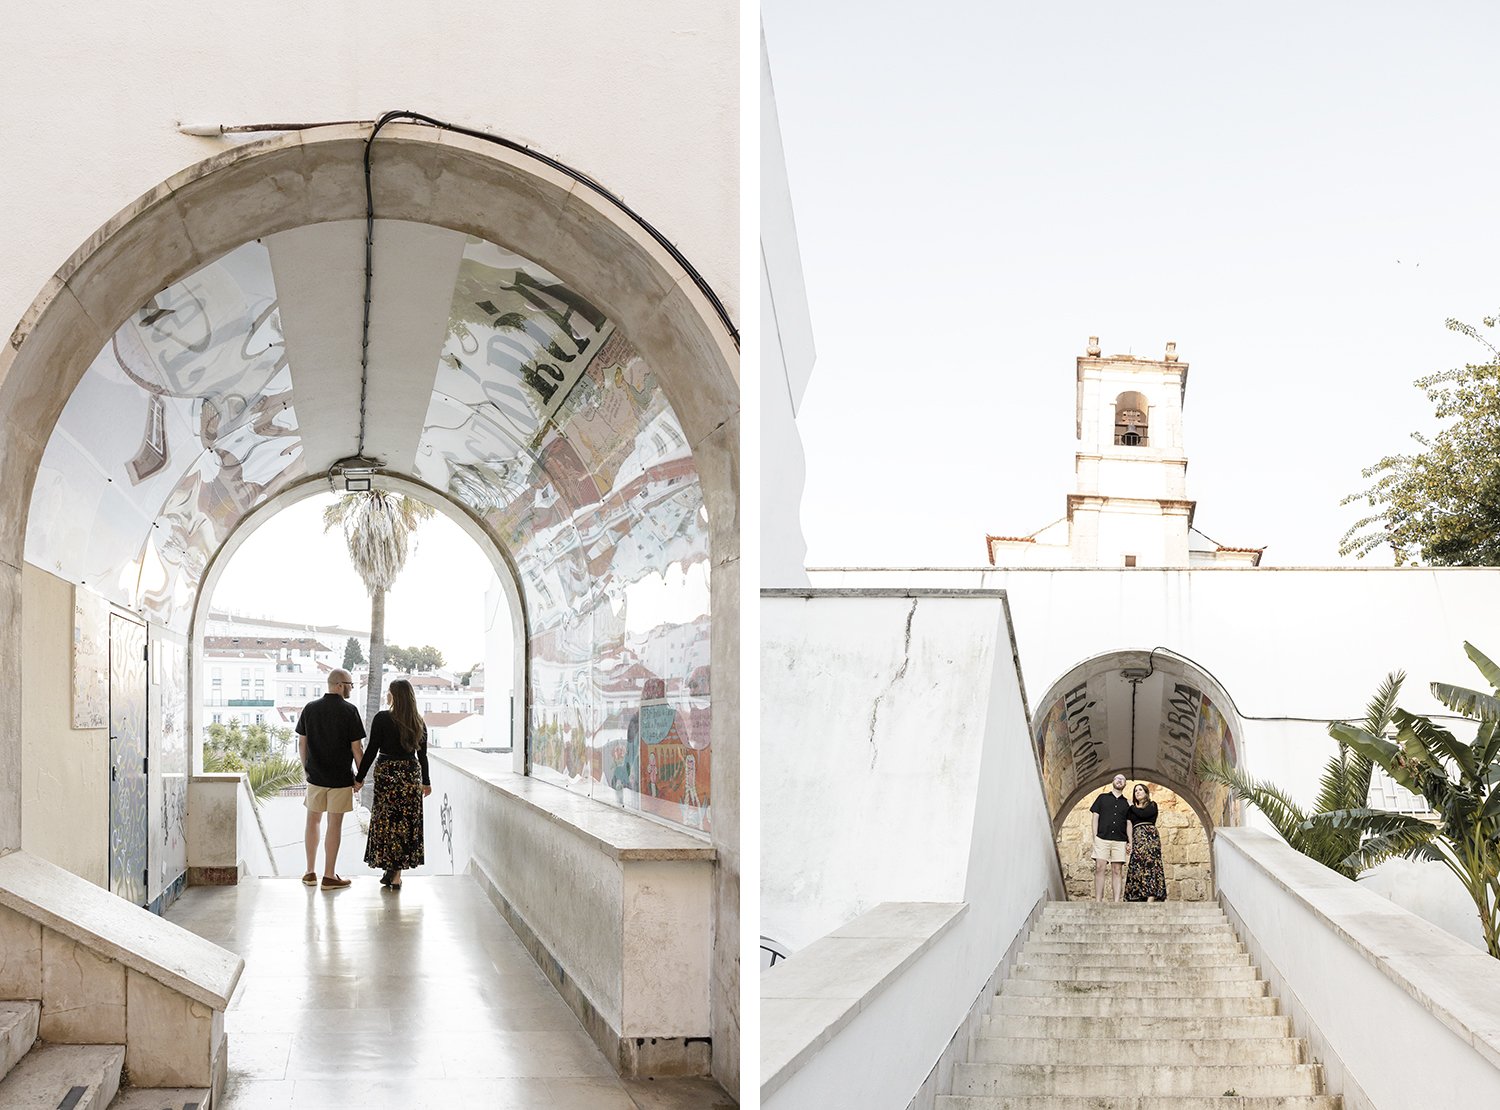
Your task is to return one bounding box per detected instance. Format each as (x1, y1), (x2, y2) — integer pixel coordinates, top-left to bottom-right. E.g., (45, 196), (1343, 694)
(364, 758), (425, 871)
(1124, 823), (1166, 902)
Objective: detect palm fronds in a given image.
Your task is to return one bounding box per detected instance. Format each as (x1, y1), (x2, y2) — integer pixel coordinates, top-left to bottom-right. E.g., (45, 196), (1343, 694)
(323, 491), (436, 596)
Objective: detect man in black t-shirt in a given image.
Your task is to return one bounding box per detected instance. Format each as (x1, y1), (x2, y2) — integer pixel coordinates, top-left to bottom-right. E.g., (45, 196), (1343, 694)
(296, 669), (366, 889)
(1090, 773), (1132, 902)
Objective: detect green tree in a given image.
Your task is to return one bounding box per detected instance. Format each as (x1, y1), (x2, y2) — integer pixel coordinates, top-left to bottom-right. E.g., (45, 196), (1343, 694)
(202, 721), (302, 808)
(343, 636), (365, 670)
(1340, 314), (1500, 564)
(1315, 643), (1500, 959)
(1200, 672), (1406, 880)
(414, 645), (445, 671)
(323, 491), (435, 721)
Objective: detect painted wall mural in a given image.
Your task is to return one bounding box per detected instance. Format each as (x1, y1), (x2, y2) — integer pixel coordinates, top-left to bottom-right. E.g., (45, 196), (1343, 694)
(1033, 669), (1242, 828)
(416, 239), (712, 833)
(30, 228), (714, 855)
(26, 242), (304, 635)
(1033, 674), (1107, 817)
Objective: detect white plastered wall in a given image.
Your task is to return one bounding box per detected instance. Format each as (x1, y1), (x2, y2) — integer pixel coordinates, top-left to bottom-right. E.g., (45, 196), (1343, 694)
(761, 35), (815, 589)
(761, 590), (1064, 1107)
(0, 2), (737, 347)
(20, 564), (109, 887)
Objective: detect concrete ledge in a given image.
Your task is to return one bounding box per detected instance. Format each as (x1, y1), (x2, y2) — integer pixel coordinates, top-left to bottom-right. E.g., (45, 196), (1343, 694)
(761, 902), (968, 1101)
(0, 850), (241, 1010)
(434, 748), (715, 861)
(1217, 827), (1500, 1107)
(430, 753), (714, 1079)
(469, 856), (711, 1078)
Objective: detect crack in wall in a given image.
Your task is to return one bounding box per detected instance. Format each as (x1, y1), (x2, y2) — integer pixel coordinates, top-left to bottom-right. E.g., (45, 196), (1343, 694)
(866, 600), (917, 769)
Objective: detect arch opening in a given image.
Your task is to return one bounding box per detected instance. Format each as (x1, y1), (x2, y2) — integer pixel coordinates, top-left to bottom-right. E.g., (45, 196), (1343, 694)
(5, 129), (736, 905)
(1031, 649), (1246, 899)
(1113, 390), (1149, 447)
(1055, 780), (1216, 902)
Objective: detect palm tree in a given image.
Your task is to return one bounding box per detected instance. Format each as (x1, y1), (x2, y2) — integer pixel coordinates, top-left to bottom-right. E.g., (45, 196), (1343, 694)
(1316, 643), (1500, 959)
(322, 491), (435, 721)
(201, 747), (305, 809)
(1198, 671), (1406, 880)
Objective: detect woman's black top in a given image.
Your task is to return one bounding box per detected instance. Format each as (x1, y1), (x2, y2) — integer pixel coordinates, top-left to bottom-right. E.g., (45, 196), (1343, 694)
(355, 710), (431, 785)
(1127, 801), (1158, 826)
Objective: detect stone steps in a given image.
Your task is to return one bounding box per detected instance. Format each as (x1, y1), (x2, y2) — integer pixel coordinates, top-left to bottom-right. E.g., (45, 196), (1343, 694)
(0, 1043), (124, 1109)
(994, 993), (1280, 1017)
(1018, 949), (1252, 968)
(980, 1013), (1294, 1041)
(952, 1062), (1327, 1098)
(1032, 921), (1235, 937)
(0, 1000), (202, 1110)
(108, 1088), (212, 1109)
(1012, 962), (1260, 982)
(1001, 977), (1268, 999)
(0, 1002), (39, 1083)
(937, 1097), (1342, 1110)
(971, 1036), (1305, 1066)
(939, 902), (1340, 1107)
(1020, 940), (1244, 957)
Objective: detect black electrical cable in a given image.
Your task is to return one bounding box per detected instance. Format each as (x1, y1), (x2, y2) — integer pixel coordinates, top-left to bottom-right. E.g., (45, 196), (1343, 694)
(354, 109), (739, 456)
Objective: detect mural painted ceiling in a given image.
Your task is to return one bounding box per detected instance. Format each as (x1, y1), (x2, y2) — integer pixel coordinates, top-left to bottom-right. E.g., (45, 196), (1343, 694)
(25, 223), (714, 832)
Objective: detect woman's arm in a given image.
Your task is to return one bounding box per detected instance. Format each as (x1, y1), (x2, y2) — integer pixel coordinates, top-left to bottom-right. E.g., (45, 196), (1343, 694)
(418, 727), (431, 789)
(353, 712), (389, 784)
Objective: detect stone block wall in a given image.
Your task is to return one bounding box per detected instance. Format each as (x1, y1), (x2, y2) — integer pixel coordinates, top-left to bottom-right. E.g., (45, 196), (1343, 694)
(1056, 784), (1213, 901)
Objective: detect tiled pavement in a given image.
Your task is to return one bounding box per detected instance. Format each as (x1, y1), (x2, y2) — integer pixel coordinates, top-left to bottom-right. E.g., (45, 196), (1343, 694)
(166, 877), (733, 1108)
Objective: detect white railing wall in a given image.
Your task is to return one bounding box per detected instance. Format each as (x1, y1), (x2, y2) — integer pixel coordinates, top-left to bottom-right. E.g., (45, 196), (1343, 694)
(1216, 827), (1500, 1109)
(761, 590), (1064, 1108)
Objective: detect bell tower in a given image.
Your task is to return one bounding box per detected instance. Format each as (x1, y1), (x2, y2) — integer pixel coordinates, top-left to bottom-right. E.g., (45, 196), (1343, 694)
(1068, 338), (1193, 566)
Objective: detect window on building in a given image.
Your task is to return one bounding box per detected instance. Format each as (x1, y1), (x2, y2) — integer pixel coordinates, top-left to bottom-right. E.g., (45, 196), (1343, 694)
(211, 713), (222, 724)
(1124, 555), (1137, 567)
(255, 713), (265, 725)
(1368, 766), (1435, 816)
(1113, 391), (1149, 447)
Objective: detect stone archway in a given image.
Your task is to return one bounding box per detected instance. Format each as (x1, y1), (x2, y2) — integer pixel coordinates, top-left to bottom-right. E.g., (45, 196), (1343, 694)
(0, 125), (740, 1076)
(1030, 648), (1246, 898)
(191, 472), (531, 762)
(1055, 781), (1215, 901)
(0, 122), (738, 848)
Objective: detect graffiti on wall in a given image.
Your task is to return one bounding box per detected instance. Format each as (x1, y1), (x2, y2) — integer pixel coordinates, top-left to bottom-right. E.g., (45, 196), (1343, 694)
(1158, 680), (1242, 827)
(1033, 675), (1108, 816)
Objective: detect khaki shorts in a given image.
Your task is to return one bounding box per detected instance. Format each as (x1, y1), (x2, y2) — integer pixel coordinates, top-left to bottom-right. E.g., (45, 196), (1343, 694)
(1093, 836), (1128, 864)
(305, 785), (355, 813)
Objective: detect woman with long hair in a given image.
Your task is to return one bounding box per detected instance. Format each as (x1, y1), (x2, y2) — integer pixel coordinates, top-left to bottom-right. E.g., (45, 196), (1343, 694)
(1124, 782), (1167, 902)
(353, 678), (430, 890)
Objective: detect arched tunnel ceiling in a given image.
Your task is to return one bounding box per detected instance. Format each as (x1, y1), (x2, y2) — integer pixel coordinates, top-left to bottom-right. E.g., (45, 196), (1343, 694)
(25, 221), (713, 831)
(1032, 652), (1244, 830)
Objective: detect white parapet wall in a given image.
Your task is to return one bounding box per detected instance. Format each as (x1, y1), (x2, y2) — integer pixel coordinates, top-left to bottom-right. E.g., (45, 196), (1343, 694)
(1216, 827), (1500, 1109)
(427, 749), (715, 1079)
(761, 589), (1065, 1108)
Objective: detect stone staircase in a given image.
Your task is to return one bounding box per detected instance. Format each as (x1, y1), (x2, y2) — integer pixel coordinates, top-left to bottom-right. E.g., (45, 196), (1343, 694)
(0, 1002), (207, 1110)
(937, 901), (1342, 1109)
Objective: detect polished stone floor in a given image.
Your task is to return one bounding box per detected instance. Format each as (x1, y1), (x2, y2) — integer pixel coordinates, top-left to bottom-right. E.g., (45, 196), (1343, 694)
(166, 877), (732, 1109)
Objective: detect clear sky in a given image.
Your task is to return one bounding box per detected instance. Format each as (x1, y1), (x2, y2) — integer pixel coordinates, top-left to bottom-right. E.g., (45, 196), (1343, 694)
(763, 1), (1500, 567)
(210, 493), (499, 671)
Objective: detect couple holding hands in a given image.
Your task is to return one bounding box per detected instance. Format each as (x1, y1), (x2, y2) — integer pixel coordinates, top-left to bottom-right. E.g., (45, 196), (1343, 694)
(1089, 773), (1168, 903)
(297, 669), (431, 890)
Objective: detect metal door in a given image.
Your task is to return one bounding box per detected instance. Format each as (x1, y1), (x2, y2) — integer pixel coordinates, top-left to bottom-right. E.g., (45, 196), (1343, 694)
(109, 614), (149, 905)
